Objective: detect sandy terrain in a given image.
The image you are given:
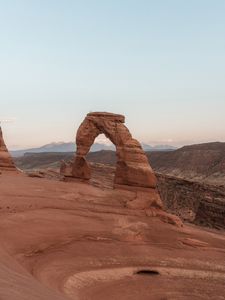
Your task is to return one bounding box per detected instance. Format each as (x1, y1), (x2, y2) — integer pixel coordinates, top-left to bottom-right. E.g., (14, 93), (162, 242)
(0, 171), (225, 300)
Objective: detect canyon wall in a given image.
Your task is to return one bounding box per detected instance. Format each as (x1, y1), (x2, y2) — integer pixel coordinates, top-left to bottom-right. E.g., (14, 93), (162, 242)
(156, 173), (225, 229)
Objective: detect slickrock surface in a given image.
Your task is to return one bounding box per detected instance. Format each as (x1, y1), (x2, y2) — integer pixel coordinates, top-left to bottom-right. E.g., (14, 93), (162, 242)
(0, 127), (16, 171)
(0, 172), (225, 300)
(89, 164), (225, 229)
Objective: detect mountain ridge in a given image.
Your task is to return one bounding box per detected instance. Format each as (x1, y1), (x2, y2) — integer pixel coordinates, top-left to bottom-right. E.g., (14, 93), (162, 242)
(10, 142), (176, 157)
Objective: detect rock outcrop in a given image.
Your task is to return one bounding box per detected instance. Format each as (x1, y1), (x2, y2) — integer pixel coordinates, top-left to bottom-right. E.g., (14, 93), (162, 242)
(61, 112), (163, 209)
(0, 127), (16, 171)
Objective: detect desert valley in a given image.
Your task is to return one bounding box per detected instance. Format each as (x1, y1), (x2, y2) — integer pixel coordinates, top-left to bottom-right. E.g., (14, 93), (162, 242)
(0, 112), (225, 300)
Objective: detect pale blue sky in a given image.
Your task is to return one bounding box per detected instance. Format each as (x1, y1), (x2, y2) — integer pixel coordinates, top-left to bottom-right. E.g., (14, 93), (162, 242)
(1, 0), (225, 149)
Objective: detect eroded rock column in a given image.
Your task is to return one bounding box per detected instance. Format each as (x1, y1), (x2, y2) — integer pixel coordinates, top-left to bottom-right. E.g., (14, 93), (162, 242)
(0, 127), (16, 171)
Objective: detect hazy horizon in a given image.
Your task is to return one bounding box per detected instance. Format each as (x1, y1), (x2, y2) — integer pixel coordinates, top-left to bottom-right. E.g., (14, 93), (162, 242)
(5, 132), (225, 151)
(1, 1), (225, 149)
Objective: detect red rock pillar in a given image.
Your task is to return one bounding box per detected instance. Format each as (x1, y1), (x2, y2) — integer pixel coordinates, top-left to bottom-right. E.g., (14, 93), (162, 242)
(0, 127), (16, 171)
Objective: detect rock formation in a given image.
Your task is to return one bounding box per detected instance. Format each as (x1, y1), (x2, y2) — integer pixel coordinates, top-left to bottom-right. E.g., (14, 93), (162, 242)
(0, 127), (16, 171)
(61, 112), (163, 209)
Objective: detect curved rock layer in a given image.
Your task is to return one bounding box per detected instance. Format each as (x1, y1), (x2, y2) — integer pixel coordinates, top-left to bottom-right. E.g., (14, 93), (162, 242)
(0, 173), (225, 300)
(0, 127), (16, 171)
(61, 112), (162, 208)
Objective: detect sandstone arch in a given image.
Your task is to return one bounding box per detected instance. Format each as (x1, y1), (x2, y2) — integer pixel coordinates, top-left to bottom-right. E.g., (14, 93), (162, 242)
(61, 112), (157, 189)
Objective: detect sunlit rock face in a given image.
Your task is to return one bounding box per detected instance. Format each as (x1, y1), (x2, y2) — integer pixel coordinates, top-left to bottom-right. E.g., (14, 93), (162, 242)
(0, 127), (16, 171)
(61, 112), (163, 209)
(61, 112), (156, 187)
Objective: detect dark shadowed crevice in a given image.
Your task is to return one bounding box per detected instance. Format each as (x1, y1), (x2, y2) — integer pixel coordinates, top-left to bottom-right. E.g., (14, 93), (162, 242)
(135, 269), (160, 276)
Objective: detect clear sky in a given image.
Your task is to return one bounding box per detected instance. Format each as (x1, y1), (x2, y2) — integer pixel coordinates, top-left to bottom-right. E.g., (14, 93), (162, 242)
(1, 0), (225, 149)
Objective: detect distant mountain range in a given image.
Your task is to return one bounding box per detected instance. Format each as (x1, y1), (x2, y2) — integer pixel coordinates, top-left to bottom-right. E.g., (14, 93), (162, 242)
(10, 142), (176, 157)
(141, 143), (177, 151)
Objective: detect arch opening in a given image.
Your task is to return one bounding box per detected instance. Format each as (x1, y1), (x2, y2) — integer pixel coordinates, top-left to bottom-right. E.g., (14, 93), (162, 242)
(60, 112), (157, 190)
(88, 134), (116, 189)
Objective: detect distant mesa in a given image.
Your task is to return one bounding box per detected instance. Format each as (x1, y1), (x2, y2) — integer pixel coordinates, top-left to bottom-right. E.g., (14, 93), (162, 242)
(0, 127), (17, 171)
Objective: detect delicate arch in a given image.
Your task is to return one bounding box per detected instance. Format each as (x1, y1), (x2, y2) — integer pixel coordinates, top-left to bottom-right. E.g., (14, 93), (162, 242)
(61, 112), (157, 189)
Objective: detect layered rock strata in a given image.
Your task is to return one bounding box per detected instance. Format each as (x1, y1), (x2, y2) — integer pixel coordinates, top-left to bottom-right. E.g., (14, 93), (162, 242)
(156, 173), (225, 229)
(61, 112), (163, 210)
(0, 127), (16, 171)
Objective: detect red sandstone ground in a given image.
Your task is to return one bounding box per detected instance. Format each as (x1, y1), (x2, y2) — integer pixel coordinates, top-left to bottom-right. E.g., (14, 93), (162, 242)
(0, 171), (225, 300)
